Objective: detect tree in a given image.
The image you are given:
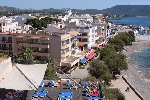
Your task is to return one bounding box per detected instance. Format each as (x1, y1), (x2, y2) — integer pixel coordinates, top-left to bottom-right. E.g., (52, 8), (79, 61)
(103, 52), (128, 73)
(0, 51), (8, 57)
(116, 32), (131, 45)
(44, 58), (58, 80)
(128, 31), (135, 42)
(16, 48), (34, 64)
(109, 37), (124, 52)
(99, 45), (116, 60)
(26, 17), (60, 30)
(89, 60), (112, 84)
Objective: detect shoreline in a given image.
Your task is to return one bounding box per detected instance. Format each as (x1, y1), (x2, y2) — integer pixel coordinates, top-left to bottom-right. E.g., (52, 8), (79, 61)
(123, 40), (150, 100)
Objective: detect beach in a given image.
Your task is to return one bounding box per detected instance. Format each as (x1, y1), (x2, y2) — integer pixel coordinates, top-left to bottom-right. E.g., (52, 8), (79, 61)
(122, 40), (150, 100)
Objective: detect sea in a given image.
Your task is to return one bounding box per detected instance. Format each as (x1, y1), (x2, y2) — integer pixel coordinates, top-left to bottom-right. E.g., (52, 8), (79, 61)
(133, 47), (150, 79)
(109, 16), (150, 78)
(108, 16), (150, 27)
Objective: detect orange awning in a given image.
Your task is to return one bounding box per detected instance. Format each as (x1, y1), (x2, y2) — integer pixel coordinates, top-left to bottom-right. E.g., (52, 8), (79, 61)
(86, 51), (96, 59)
(77, 42), (86, 47)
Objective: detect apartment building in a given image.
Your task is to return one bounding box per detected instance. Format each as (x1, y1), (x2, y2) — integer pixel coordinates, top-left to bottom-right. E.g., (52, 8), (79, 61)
(0, 16), (18, 33)
(44, 24), (85, 72)
(76, 23), (99, 51)
(0, 25), (85, 73)
(0, 33), (13, 55)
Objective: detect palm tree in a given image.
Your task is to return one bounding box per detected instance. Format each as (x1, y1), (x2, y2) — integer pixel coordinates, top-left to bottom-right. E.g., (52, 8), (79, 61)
(20, 48), (34, 64)
(0, 51), (8, 57)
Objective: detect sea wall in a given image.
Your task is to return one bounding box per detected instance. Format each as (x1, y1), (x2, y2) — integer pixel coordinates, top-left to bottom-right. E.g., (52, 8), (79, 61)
(136, 35), (150, 41)
(122, 75), (145, 100)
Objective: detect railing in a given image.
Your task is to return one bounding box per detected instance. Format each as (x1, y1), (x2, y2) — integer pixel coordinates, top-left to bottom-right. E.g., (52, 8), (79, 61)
(77, 29), (90, 33)
(0, 48), (12, 50)
(0, 40), (12, 43)
(19, 41), (49, 45)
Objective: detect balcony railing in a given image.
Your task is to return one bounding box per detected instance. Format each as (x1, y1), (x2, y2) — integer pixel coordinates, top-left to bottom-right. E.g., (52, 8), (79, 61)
(0, 47), (12, 50)
(19, 41), (49, 45)
(0, 40), (12, 43)
(77, 29), (90, 33)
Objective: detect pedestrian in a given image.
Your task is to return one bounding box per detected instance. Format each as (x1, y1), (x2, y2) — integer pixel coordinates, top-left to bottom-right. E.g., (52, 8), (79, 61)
(125, 87), (130, 92)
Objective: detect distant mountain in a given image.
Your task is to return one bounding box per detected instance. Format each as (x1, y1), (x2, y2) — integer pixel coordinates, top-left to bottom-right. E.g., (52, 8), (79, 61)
(0, 6), (21, 12)
(101, 5), (150, 16)
(1, 5), (150, 16)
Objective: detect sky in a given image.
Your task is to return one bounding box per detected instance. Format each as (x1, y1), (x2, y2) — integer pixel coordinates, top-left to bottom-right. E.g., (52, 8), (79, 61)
(0, 0), (150, 10)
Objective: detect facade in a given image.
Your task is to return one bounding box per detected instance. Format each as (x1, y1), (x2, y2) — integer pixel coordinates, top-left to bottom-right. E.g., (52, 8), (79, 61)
(0, 25), (85, 73)
(76, 23), (98, 51)
(0, 16), (19, 33)
(70, 14), (93, 24)
(10, 14), (36, 24)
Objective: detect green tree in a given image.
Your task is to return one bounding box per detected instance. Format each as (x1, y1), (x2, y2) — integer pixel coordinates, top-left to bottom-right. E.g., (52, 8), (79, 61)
(26, 17), (60, 30)
(104, 52), (127, 73)
(99, 45), (116, 60)
(109, 37), (124, 52)
(89, 60), (112, 84)
(0, 51), (8, 57)
(19, 48), (34, 64)
(117, 32), (131, 45)
(44, 58), (58, 80)
(127, 31), (135, 42)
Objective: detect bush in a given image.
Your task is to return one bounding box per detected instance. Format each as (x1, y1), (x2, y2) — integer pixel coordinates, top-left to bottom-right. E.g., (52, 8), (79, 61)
(117, 93), (125, 100)
(104, 88), (125, 100)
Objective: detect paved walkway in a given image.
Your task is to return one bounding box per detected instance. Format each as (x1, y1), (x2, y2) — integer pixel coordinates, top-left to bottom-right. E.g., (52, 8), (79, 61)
(71, 63), (90, 79)
(110, 75), (141, 100)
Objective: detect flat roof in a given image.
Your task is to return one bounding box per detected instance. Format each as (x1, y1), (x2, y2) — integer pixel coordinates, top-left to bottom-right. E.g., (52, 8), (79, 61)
(0, 62), (47, 90)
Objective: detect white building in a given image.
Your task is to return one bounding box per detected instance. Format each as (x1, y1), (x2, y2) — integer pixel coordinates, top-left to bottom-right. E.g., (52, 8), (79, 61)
(0, 16), (19, 33)
(70, 14), (93, 25)
(11, 14), (36, 24)
(76, 23), (98, 51)
(59, 9), (72, 21)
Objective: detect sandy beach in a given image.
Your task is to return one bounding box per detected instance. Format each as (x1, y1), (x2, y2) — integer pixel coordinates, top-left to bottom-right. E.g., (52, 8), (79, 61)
(122, 40), (150, 100)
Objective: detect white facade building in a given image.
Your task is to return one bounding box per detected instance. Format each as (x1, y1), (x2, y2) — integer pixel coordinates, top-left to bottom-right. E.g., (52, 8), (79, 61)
(76, 23), (98, 51)
(0, 16), (19, 33)
(70, 14), (93, 25)
(11, 14), (36, 24)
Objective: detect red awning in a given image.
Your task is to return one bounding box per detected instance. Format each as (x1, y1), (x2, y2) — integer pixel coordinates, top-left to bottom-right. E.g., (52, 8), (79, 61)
(86, 51), (96, 59)
(98, 45), (103, 49)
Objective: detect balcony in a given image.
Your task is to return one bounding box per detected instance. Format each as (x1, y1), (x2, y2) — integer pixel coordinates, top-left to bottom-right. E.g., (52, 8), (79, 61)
(0, 47), (12, 51)
(0, 40), (12, 44)
(61, 43), (71, 49)
(19, 41), (49, 45)
(77, 35), (89, 38)
(18, 42), (49, 48)
(77, 29), (90, 33)
(32, 52), (49, 57)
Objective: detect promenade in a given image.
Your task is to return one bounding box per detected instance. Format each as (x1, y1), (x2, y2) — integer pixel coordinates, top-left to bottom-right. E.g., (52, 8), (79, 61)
(111, 75), (141, 100)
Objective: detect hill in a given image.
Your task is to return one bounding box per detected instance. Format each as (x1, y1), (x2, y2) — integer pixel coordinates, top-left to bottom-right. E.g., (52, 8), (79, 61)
(1, 5), (150, 16)
(101, 5), (150, 16)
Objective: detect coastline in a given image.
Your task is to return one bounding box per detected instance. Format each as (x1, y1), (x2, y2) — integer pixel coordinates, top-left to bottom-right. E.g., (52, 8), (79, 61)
(122, 40), (150, 100)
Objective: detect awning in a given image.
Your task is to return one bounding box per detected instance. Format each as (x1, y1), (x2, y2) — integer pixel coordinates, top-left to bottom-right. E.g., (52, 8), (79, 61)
(80, 57), (88, 63)
(86, 51), (96, 59)
(98, 45), (103, 49)
(77, 42), (86, 47)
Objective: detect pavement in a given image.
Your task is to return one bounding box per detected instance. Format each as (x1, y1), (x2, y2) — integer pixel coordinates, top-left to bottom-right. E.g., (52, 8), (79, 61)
(71, 63), (90, 79)
(110, 75), (141, 100)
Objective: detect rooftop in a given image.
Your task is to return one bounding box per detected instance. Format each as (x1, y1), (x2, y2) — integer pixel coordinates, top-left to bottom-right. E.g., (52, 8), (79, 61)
(0, 58), (47, 90)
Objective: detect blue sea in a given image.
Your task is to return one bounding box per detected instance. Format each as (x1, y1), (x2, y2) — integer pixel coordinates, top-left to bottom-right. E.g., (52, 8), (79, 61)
(133, 47), (150, 78)
(108, 16), (150, 27)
